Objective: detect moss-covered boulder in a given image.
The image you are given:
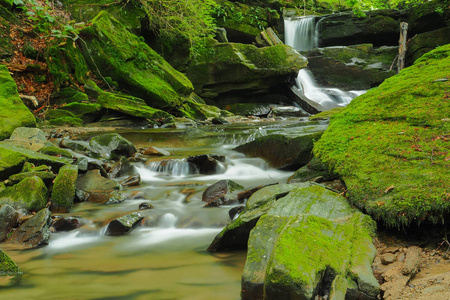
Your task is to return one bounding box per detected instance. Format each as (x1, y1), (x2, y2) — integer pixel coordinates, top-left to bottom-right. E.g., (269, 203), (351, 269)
(38, 146), (73, 159)
(79, 11), (193, 111)
(306, 44), (397, 90)
(235, 132), (323, 169)
(50, 87), (89, 105)
(0, 176), (48, 212)
(314, 44), (450, 228)
(0, 65), (36, 141)
(88, 133), (136, 160)
(0, 249), (23, 287)
(241, 185), (378, 299)
(407, 27), (450, 65)
(186, 41), (307, 105)
(0, 142), (72, 180)
(51, 165), (78, 213)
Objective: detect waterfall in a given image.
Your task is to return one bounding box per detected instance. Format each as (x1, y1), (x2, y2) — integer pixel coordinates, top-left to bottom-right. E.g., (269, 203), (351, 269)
(284, 16), (365, 109)
(284, 16), (318, 51)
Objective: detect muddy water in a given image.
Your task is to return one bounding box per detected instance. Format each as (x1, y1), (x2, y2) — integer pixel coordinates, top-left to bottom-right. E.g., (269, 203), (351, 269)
(1, 120), (326, 300)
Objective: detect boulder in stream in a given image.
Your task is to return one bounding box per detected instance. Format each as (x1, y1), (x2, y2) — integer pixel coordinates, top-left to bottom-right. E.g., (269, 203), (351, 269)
(0, 249), (23, 287)
(105, 212), (143, 236)
(235, 132), (323, 169)
(187, 154), (225, 175)
(202, 180), (244, 207)
(0, 204), (19, 242)
(88, 133), (136, 160)
(0, 176), (48, 212)
(6, 208), (52, 249)
(51, 165), (78, 213)
(76, 169), (123, 204)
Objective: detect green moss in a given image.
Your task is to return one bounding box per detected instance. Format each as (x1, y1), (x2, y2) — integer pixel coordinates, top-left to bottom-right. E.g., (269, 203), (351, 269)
(0, 65), (36, 141)
(51, 164), (78, 213)
(38, 146), (73, 158)
(0, 249), (23, 286)
(310, 107), (345, 120)
(0, 176), (48, 212)
(314, 44), (450, 228)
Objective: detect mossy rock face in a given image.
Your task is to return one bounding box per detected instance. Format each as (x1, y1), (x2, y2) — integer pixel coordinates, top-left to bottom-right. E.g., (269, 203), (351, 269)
(235, 132), (323, 169)
(0, 249), (23, 287)
(0, 65), (36, 141)
(242, 185), (379, 299)
(50, 87), (89, 105)
(0, 142), (71, 181)
(0, 176), (48, 212)
(60, 0), (145, 34)
(407, 27), (450, 65)
(9, 169), (55, 185)
(319, 10), (406, 47)
(306, 44), (397, 90)
(38, 146), (73, 159)
(79, 11), (194, 111)
(58, 102), (103, 123)
(89, 133), (136, 160)
(314, 44), (450, 228)
(186, 41), (307, 101)
(51, 165), (78, 213)
(214, 0), (280, 44)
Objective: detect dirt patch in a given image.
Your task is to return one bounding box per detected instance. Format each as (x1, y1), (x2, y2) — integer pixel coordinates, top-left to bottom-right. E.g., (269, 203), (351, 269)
(373, 228), (450, 299)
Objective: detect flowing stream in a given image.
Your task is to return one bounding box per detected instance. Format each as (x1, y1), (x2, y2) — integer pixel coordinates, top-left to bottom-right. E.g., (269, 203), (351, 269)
(1, 120), (326, 299)
(284, 16), (366, 108)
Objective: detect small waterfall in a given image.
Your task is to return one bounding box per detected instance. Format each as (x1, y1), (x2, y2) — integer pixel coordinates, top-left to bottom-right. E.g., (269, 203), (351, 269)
(284, 16), (318, 51)
(145, 159), (198, 177)
(284, 15), (365, 108)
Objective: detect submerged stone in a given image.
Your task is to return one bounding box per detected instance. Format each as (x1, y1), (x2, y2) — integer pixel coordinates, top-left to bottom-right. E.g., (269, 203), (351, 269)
(0, 249), (23, 287)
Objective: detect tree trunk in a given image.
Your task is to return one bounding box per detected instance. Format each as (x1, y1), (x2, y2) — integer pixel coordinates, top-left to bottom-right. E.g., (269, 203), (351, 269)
(398, 22), (408, 73)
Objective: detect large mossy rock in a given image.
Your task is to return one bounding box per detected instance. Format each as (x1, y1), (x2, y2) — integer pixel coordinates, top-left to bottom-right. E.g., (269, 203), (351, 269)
(0, 176), (48, 212)
(0, 249), (23, 287)
(51, 165), (78, 213)
(0, 142), (71, 181)
(407, 27), (450, 65)
(314, 44), (450, 228)
(186, 41), (307, 105)
(0, 65), (36, 141)
(235, 132), (323, 169)
(79, 11), (193, 111)
(306, 44), (397, 90)
(318, 10), (405, 47)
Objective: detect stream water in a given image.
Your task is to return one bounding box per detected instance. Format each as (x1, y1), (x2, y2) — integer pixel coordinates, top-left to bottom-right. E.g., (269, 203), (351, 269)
(1, 119), (326, 299)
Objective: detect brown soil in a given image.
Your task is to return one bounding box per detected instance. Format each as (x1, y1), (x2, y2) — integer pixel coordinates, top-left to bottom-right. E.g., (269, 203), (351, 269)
(373, 228), (450, 299)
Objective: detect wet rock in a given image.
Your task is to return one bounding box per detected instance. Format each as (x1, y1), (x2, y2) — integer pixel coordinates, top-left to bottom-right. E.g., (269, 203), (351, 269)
(88, 133), (136, 160)
(76, 170), (123, 204)
(6, 208), (52, 249)
(268, 106), (309, 118)
(9, 127), (46, 142)
(138, 202), (153, 210)
(121, 174), (141, 187)
(228, 206), (244, 220)
(51, 165), (78, 213)
(288, 156), (337, 183)
(236, 184), (276, 203)
(0, 205), (19, 242)
(38, 146), (73, 158)
(0, 176), (48, 212)
(52, 216), (81, 232)
(142, 146), (170, 156)
(75, 189), (90, 202)
(60, 138), (90, 152)
(0, 142), (71, 181)
(8, 168), (55, 186)
(208, 183), (308, 251)
(108, 156), (135, 179)
(211, 117), (230, 125)
(202, 180), (244, 207)
(240, 185), (379, 300)
(105, 212), (143, 236)
(0, 249), (23, 287)
(407, 27), (450, 64)
(235, 132), (323, 169)
(187, 155), (225, 175)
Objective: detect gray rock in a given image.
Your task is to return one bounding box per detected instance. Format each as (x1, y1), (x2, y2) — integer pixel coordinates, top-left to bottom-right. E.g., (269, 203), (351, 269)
(6, 208), (52, 249)
(88, 133), (136, 160)
(105, 212), (143, 236)
(0, 205), (19, 242)
(202, 180), (244, 207)
(76, 169), (123, 204)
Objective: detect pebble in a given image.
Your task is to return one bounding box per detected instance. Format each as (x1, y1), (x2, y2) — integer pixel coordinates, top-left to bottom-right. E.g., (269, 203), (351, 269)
(381, 253), (397, 265)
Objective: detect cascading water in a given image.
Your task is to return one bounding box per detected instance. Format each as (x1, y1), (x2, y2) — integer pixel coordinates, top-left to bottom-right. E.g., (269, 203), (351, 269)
(284, 16), (365, 108)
